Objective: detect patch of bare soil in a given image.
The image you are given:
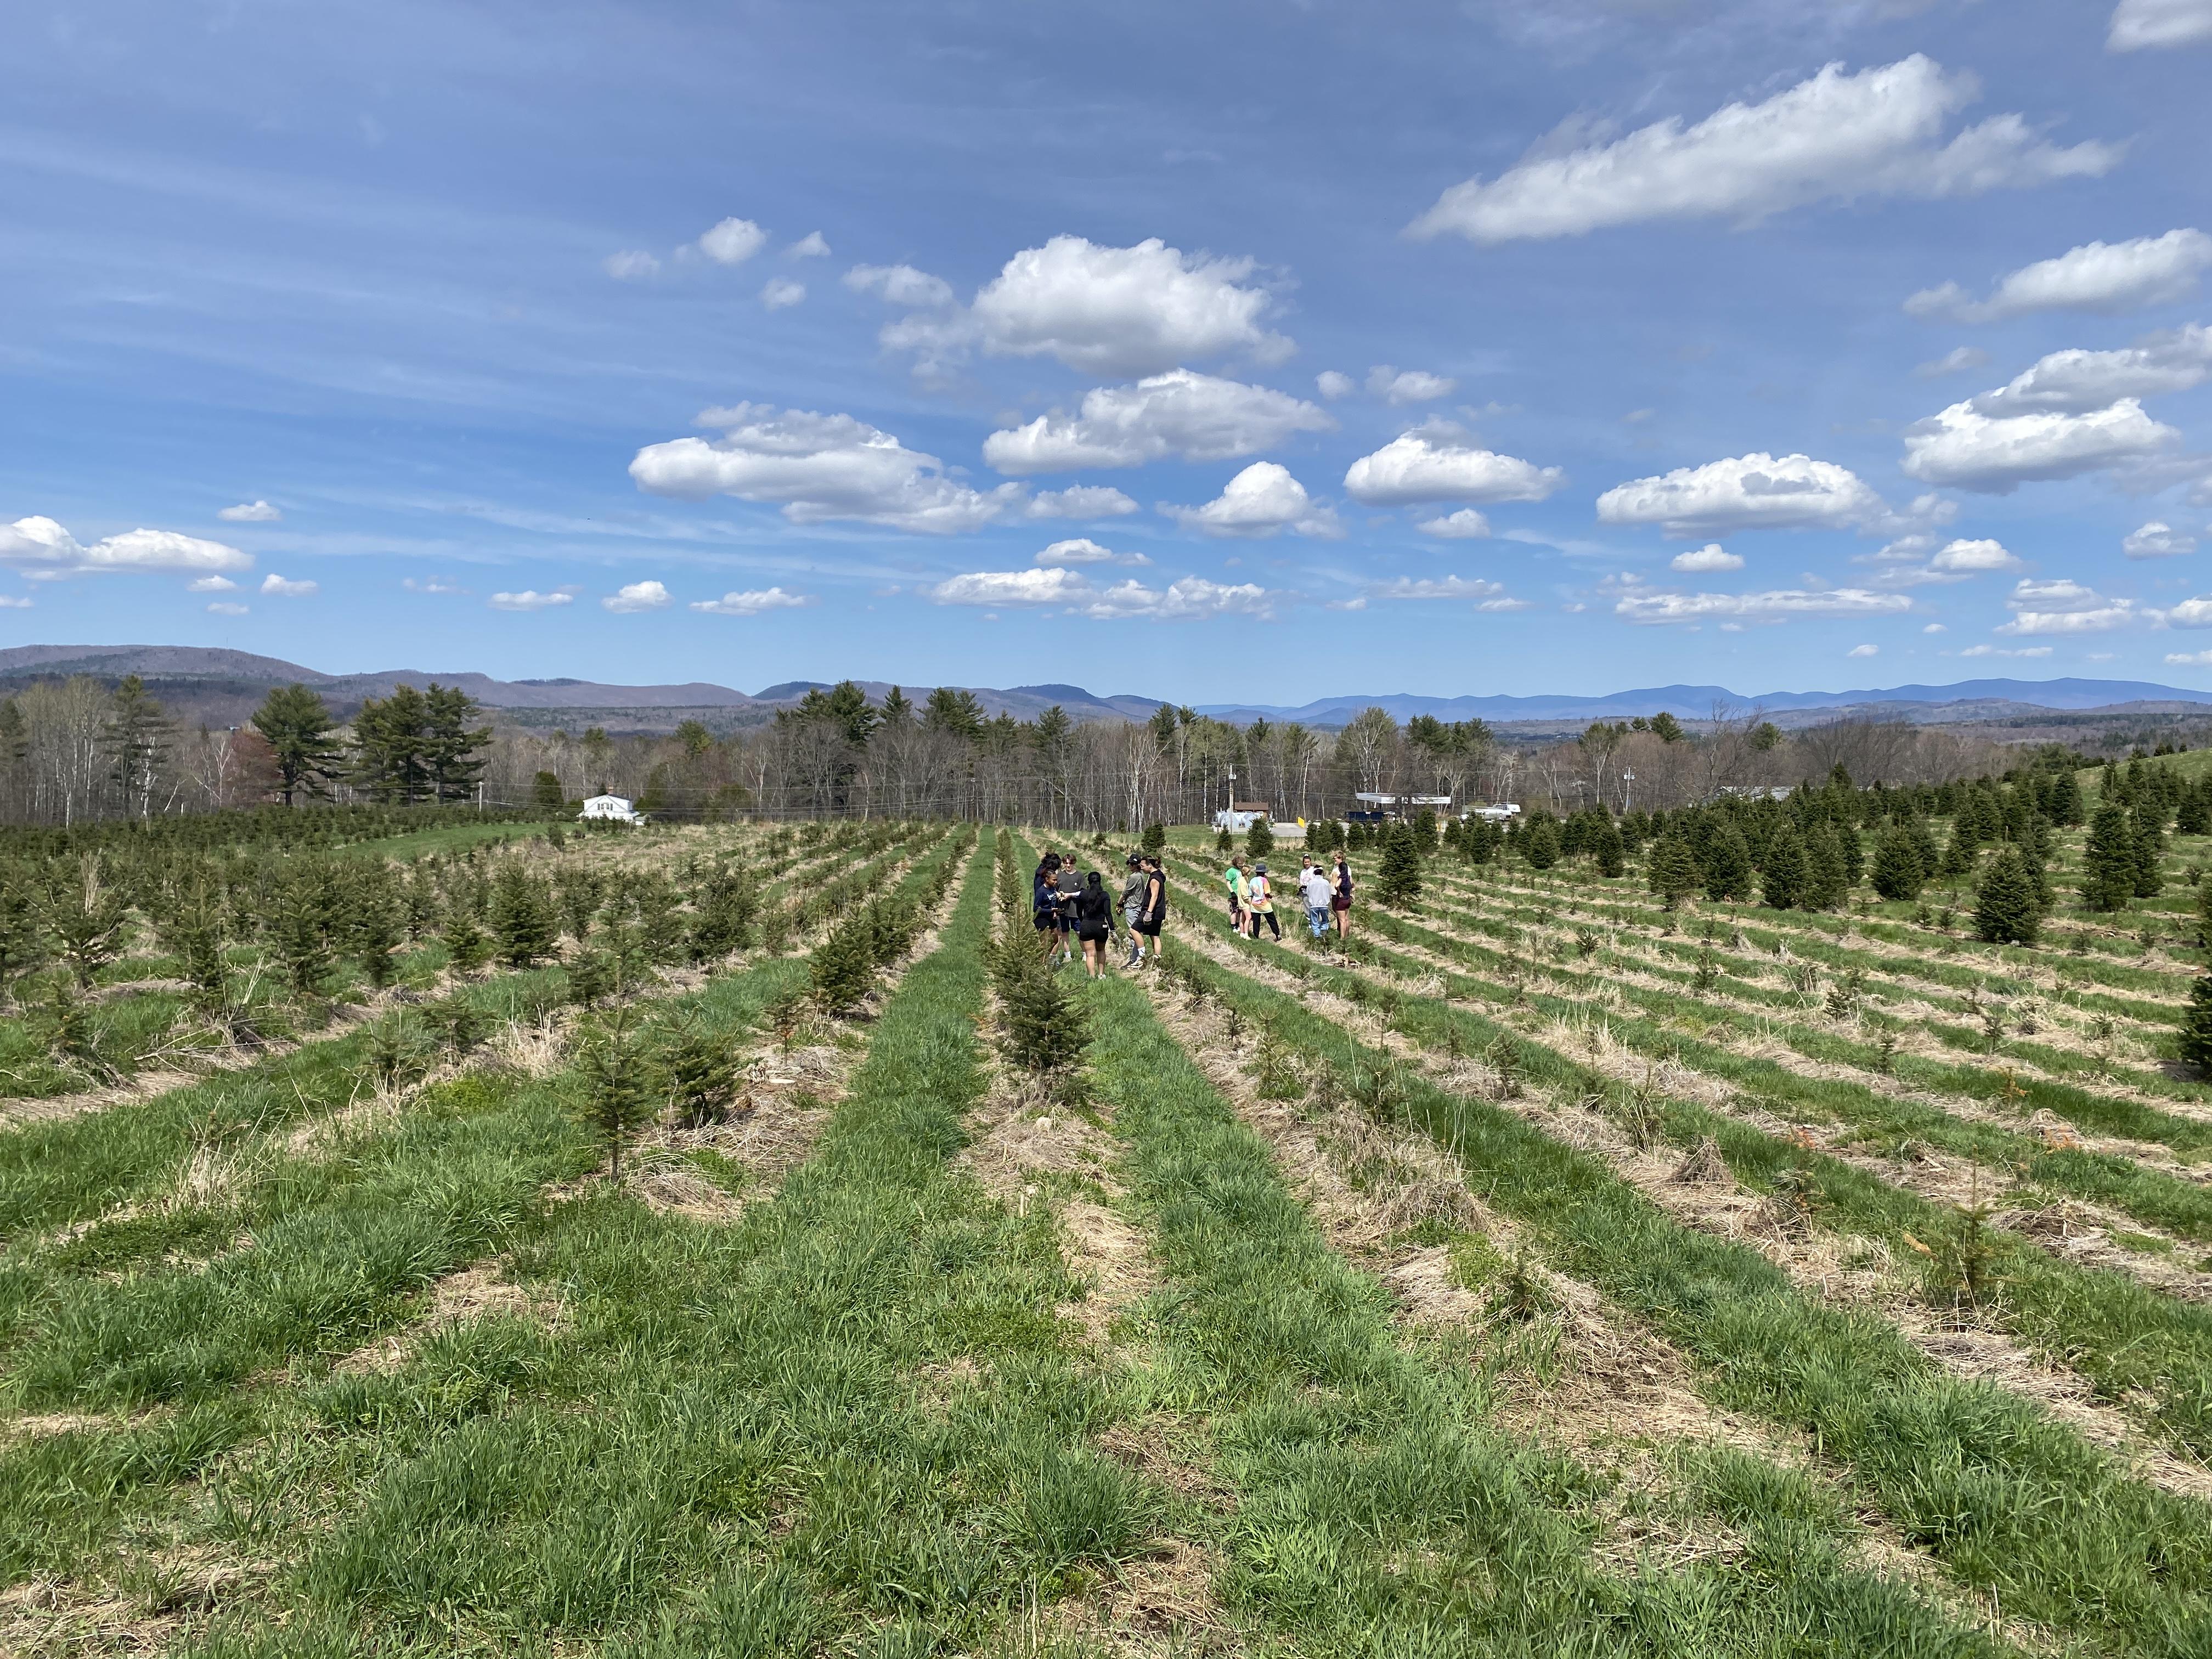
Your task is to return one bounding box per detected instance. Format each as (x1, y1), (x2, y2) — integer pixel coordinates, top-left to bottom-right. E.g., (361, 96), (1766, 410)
(336, 1258), (553, 1375)
(1029, 1538), (1243, 1657)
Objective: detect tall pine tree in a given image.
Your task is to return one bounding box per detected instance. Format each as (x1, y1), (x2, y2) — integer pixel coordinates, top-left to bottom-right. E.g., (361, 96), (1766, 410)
(1760, 825), (1808, 910)
(1973, 847), (2041, 945)
(2080, 802), (2137, 912)
(251, 684), (343, 806)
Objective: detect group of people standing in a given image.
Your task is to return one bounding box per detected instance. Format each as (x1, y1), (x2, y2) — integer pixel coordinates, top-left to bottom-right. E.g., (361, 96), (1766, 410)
(1031, 849), (1169, 979)
(1224, 851), (1352, 942)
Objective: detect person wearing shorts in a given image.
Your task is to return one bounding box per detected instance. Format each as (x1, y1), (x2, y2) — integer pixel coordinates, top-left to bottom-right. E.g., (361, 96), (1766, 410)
(1331, 853), (1353, 941)
(1055, 851), (1083, 964)
(1073, 870), (1116, 979)
(1120, 853), (1148, 968)
(1135, 856), (1166, 961)
(1246, 861), (1281, 940)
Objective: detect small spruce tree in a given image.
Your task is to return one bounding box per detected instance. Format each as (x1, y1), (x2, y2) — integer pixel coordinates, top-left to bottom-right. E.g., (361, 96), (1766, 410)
(1701, 825), (1754, 904)
(1522, 816), (1561, 871)
(1374, 822), (1424, 906)
(1245, 816), (1275, 861)
(2080, 802), (2138, 912)
(2181, 970), (2212, 1077)
(577, 1002), (654, 1177)
(1802, 823), (1848, 911)
(1760, 826), (1808, 910)
(1973, 847), (2042, 945)
(443, 898), (493, 975)
(1647, 835), (1701, 911)
(2130, 805), (2166, 899)
(490, 865), (559, 967)
(1590, 815), (1625, 878)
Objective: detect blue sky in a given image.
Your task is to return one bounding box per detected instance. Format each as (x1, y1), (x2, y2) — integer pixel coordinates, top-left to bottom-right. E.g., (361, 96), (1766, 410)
(4, 0), (2211, 704)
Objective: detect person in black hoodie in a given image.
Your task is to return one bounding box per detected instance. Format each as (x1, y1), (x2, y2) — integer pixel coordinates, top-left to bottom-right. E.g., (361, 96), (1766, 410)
(1071, 868), (1118, 979)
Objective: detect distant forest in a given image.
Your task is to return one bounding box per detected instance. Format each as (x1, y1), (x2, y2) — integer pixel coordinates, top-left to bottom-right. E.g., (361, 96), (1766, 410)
(0, 669), (2078, 832)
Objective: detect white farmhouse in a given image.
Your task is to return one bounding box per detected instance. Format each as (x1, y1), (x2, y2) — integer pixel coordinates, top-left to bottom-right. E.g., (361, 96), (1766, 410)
(579, 793), (643, 825)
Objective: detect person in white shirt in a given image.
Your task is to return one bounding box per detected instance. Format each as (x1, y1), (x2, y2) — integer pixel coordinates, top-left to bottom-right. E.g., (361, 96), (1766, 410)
(1298, 857), (1334, 938)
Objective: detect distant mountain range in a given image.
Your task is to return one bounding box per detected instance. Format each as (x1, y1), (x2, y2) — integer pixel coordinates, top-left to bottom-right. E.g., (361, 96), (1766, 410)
(0, 645), (1159, 727)
(4, 646), (2211, 733)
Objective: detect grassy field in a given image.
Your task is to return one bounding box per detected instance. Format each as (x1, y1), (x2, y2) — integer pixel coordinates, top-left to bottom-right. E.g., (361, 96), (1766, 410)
(5, 799), (2212, 1654)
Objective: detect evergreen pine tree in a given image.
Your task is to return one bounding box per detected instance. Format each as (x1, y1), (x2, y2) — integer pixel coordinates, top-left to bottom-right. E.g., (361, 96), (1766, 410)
(1870, 823), (1926, 901)
(251, 685), (343, 806)
(2048, 768), (2085, 827)
(1375, 821), (1424, 906)
(532, 770), (567, 811)
(104, 675), (171, 820)
(1141, 823), (1167, 857)
(1245, 816), (1275, 861)
(1647, 835), (1701, 910)
(1701, 825), (1754, 903)
(2180, 971), (2212, 1077)
(490, 865), (558, 967)
(345, 867), (403, 989)
(443, 897), (493, 975)
(271, 870), (332, 996)
(1590, 815), (1625, 878)
(1973, 847), (2041, 945)
(1802, 823), (1848, 910)
(2080, 802), (2137, 912)
(1836, 820), (1864, 888)
(2131, 805), (2165, 899)
(1523, 816), (1561, 871)
(577, 1001), (654, 1177)
(1760, 826), (1808, 910)
(1938, 824), (1978, 882)
(2180, 778), (2212, 837)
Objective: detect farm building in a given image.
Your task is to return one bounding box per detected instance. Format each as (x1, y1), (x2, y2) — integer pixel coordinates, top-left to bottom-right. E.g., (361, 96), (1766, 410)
(579, 793), (643, 824)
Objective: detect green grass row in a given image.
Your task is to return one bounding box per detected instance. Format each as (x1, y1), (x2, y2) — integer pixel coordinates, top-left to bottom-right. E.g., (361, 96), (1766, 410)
(1145, 906), (2212, 1656)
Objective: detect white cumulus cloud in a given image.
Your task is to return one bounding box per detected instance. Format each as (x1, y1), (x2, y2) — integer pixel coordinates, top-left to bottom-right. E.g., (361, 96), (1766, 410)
(632, 403), (1023, 533)
(1408, 57), (2119, 244)
(929, 567), (1095, 607)
(1034, 538), (1149, 567)
(1367, 366), (1458, 404)
(189, 575), (237, 592)
(867, 236), (1293, 378)
(1968, 324), (2212, 417)
(692, 586), (812, 616)
(760, 278), (806, 310)
(1316, 370), (1355, 399)
(1670, 544), (1743, 573)
(2126, 521), (2198, 558)
(1161, 462), (1340, 539)
(1900, 398), (2180, 491)
(1907, 232), (2212, 323)
(1343, 428), (1562, 506)
(603, 580), (670, 613)
(696, 217), (769, 266)
(604, 250), (660, 280)
(1417, 509), (1493, 539)
(489, 590), (576, 612)
(1025, 484), (1140, 520)
(1996, 576), (2147, 634)
(1078, 575), (1278, 621)
(217, 500), (280, 522)
(259, 573), (317, 597)
(1596, 453), (1892, 535)
(786, 232), (831, 259)
(1848, 643), (1880, 658)
(983, 370), (1332, 474)
(0, 517), (256, 577)
(2109, 0), (2212, 51)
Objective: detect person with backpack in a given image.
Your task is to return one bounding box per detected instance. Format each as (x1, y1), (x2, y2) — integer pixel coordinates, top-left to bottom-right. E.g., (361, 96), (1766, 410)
(1072, 868), (1118, 979)
(1246, 861), (1280, 940)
